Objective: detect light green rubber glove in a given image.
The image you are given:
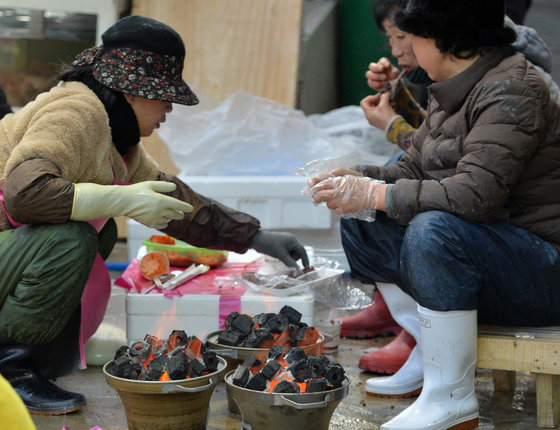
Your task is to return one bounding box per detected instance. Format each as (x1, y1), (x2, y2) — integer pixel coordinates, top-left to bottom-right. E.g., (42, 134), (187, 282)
(71, 181), (193, 229)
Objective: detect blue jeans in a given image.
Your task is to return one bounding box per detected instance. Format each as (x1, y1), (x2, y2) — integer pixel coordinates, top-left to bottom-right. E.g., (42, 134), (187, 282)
(341, 211), (560, 326)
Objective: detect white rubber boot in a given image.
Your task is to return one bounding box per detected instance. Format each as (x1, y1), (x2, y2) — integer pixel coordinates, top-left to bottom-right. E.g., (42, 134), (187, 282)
(366, 283), (423, 397)
(381, 305), (479, 430)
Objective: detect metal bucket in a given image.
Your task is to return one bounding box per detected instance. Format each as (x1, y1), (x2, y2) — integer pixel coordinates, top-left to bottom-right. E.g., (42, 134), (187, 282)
(205, 330), (326, 413)
(103, 356), (227, 430)
(225, 371), (349, 430)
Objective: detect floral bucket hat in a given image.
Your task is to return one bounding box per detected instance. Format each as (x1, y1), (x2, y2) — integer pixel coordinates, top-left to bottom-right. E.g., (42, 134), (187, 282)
(72, 15), (198, 106)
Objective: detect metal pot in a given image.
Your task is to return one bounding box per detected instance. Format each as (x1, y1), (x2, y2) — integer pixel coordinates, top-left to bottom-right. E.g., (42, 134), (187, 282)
(205, 329), (326, 413)
(225, 371), (349, 430)
(103, 356), (227, 430)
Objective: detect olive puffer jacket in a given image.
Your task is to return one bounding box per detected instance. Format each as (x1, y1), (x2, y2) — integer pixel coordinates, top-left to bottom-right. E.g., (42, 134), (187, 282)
(358, 47), (560, 250)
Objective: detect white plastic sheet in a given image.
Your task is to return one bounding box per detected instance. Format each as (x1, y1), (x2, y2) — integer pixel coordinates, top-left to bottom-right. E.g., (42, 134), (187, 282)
(158, 90), (400, 176)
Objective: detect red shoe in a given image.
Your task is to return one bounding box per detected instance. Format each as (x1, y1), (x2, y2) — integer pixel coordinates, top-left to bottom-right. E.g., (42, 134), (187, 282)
(337, 290), (402, 339)
(359, 329), (416, 374)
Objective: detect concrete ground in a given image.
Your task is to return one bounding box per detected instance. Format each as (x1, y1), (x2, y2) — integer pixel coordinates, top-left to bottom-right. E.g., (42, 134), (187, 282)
(29, 241), (544, 430)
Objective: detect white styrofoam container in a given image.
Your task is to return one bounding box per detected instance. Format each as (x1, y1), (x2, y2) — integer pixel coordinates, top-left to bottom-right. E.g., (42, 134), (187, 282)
(126, 290), (314, 344)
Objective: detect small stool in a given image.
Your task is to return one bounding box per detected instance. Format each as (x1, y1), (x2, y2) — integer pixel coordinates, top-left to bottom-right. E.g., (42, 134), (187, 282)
(477, 325), (560, 428)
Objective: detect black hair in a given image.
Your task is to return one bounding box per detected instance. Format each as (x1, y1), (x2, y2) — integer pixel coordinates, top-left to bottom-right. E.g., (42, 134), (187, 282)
(372, 0), (408, 31)
(58, 65), (140, 155)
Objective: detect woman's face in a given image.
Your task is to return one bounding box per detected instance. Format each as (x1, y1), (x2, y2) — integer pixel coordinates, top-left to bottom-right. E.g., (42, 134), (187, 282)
(383, 18), (419, 73)
(123, 95), (173, 137)
(411, 35), (446, 81)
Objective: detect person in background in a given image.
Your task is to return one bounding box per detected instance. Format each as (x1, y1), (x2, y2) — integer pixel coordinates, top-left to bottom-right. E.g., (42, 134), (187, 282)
(309, 0), (560, 428)
(0, 15), (309, 415)
(506, 0), (532, 24)
(338, 0), (559, 388)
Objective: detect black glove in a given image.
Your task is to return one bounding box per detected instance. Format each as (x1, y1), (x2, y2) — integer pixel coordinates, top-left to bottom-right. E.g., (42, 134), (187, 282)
(251, 231), (310, 270)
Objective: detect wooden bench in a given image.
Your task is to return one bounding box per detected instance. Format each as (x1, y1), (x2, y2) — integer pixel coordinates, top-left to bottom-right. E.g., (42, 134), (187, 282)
(477, 325), (560, 428)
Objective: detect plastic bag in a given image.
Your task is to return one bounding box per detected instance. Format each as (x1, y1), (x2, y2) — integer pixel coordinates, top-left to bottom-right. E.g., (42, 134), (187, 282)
(157, 90), (399, 176)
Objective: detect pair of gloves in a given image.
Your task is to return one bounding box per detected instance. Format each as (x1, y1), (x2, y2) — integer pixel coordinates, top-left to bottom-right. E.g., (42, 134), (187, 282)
(71, 181), (309, 270)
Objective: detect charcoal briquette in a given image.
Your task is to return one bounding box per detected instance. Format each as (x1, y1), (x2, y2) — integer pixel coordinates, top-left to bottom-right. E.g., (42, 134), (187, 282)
(288, 359), (312, 382)
(279, 305), (302, 324)
(168, 330), (189, 348)
(232, 365), (251, 387)
(307, 356), (327, 378)
(284, 346), (307, 364)
(230, 313), (254, 336)
(273, 380), (300, 393)
(146, 354), (167, 381)
(113, 345), (129, 361)
(245, 373), (267, 391)
(167, 352), (189, 380)
(267, 345), (284, 361)
(188, 359), (207, 378)
(325, 363), (345, 388)
(244, 328), (274, 348)
(217, 329), (246, 347)
(225, 311), (240, 328)
(111, 355), (134, 378)
(201, 350), (219, 372)
(305, 378), (327, 393)
(253, 312), (275, 326)
(260, 360), (282, 380)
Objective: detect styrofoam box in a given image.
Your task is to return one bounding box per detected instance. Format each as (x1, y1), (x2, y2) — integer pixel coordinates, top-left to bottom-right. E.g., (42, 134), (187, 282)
(126, 289), (314, 344)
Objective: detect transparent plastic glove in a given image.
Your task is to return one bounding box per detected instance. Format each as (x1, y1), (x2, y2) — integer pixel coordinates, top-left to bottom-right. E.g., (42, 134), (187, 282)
(310, 175), (385, 222)
(251, 231), (310, 270)
(71, 181), (193, 229)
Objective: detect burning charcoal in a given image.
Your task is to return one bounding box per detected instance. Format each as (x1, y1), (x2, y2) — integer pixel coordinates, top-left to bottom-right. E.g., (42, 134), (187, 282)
(325, 363), (345, 388)
(183, 336), (204, 360)
(244, 328), (274, 348)
(273, 380), (300, 393)
(305, 378), (327, 393)
(232, 364), (251, 387)
(230, 313), (254, 336)
(284, 347), (307, 364)
(167, 350), (189, 380)
(128, 341), (151, 363)
(245, 373), (267, 391)
(168, 330), (189, 349)
(146, 354), (168, 381)
(267, 345), (284, 361)
(113, 345), (129, 361)
(188, 359), (207, 378)
(225, 311), (240, 328)
(272, 328), (291, 347)
(264, 314), (289, 334)
(253, 312), (275, 327)
(127, 363), (144, 380)
(111, 355), (134, 378)
(144, 335), (168, 356)
(217, 329), (246, 347)
(279, 305), (302, 324)
(296, 326), (319, 346)
(307, 356), (327, 378)
(201, 350), (219, 372)
(260, 360), (282, 381)
(288, 324), (299, 346)
(288, 359), (312, 382)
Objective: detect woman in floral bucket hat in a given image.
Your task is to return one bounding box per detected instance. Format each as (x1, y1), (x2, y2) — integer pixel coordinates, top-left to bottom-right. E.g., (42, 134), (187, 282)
(0, 15), (309, 415)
